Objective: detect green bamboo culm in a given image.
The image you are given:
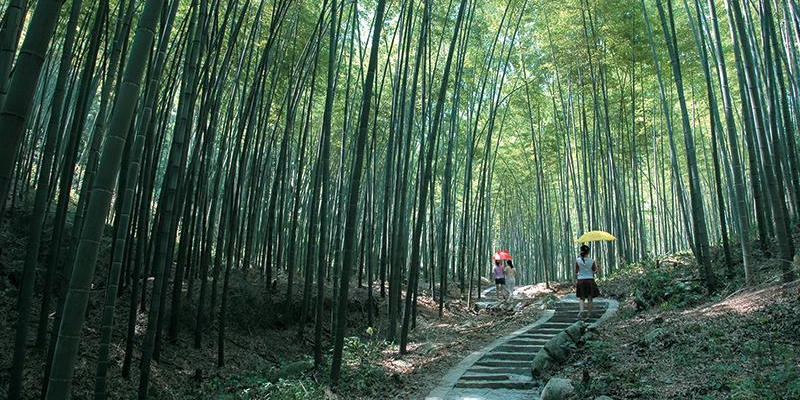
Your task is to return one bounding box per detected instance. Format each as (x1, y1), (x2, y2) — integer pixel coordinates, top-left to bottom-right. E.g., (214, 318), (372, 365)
(705, 0), (754, 284)
(7, 0), (93, 397)
(0, 0), (27, 107)
(44, 0), (166, 398)
(330, 0), (388, 385)
(93, 0), (180, 398)
(0, 0), (64, 219)
(313, 0), (337, 368)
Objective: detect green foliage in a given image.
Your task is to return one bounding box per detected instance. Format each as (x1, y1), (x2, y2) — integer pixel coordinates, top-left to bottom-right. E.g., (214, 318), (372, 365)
(696, 339), (800, 400)
(574, 377), (609, 399)
(573, 341), (614, 398)
(600, 259), (706, 311)
(334, 336), (387, 394)
(203, 358), (324, 400)
(584, 339), (614, 369)
(542, 293), (560, 308)
(597, 261), (652, 299)
(656, 279), (705, 310)
(727, 341), (800, 399)
(208, 375), (325, 400)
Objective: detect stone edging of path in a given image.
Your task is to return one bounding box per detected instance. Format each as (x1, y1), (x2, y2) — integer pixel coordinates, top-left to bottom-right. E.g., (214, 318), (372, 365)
(425, 310), (555, 400)
(590, 298), (619, 328)
(426, 296), (619, 400)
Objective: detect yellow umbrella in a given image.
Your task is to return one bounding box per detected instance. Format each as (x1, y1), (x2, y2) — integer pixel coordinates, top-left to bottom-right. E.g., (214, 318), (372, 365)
(577, 230), (616, 243)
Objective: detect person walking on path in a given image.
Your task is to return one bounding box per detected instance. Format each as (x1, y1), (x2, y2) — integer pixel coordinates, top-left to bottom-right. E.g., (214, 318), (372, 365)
(504, 260), (516, 298)
(575, 244), (600, 318)
(492, 260), (507, 299)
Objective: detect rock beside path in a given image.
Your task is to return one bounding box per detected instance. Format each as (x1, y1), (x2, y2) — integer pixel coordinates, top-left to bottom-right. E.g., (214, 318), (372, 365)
(564, 320), (587, 342)
(544, 331), (576, 361)
(531, 350), (553, 376)
(540, 377), (575, 400)
(531, 320), (587, 377)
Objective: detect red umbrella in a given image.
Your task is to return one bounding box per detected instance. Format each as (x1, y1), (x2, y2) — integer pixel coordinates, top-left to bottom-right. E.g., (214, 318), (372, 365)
(493, 249), (512, 261)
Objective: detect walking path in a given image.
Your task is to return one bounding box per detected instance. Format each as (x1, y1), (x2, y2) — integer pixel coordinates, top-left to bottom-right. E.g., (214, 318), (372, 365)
(426, 290), (618, 400)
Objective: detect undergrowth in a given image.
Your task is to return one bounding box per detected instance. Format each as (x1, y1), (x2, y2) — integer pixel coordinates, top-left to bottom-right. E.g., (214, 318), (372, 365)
(202, 334), (387, 399)
(561, 245), (800, 400)
(599, 256), (725, 312)
(205, 374), (326, 400)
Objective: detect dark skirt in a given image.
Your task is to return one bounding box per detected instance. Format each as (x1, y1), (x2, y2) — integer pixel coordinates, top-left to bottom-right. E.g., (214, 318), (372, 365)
(495, 278), (506, 285)
(576, 279), (600, 299)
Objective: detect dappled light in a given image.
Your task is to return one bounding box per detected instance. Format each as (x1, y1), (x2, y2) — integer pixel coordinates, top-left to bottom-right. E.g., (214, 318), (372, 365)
(691, 280), (800, 317)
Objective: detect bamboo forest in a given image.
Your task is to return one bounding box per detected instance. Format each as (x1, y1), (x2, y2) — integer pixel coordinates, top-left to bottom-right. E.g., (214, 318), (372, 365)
(1, 0), (800, 398)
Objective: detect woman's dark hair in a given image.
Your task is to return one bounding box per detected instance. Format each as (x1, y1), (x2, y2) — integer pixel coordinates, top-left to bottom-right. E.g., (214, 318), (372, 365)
(578, 245), (591, 266)
(506, 260), (514, 268)
(494, 259), (501, 265)
(579, 245), (591, 265)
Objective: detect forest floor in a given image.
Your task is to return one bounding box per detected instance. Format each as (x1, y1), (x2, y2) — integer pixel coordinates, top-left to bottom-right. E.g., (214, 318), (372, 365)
(542, 248), (800, 400)
(4, 196), (800, 400)
(0, 203), (572, 400)
(0, 270), (566, 399)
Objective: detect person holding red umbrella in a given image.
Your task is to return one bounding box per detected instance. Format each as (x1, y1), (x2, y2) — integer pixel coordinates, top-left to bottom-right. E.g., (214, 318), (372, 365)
(492, 259), (507, 299)
(492, 249), (512, 299)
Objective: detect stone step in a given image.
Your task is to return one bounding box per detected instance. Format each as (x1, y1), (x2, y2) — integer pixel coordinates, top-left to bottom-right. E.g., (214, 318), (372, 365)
(553, 307), (606, 315)
(544, 320), (576, 325)
(460, 374), (510, 381)
(553, 306), (607, 312)
(548, 318), (601, 325)
(538, 322), (573, 328)
(454, 380), (537, 390)
(549, 314), (602, 321)
(506, 340), (548, 347)
(496, 344), (542, 353)
(551, 311), (604, 317)
(547, 319), (600, 326)
(552, 310), (606, 315)
(466, 366), (530, 375)
(482, 352), (536, 361)
(530, 327), (567, 334)
(517, 333), (557, 340)
(522, 329), (558, 335)
(553, 301), (607, 307)
(474, 359), (530, 368)
(511, 335), (550, 341)
(552, 310), (607, 317)
(511, 338), (554, 345)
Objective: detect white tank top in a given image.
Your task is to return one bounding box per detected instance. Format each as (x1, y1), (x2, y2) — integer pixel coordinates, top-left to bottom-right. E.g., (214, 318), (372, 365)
(576, 256), (595, 280)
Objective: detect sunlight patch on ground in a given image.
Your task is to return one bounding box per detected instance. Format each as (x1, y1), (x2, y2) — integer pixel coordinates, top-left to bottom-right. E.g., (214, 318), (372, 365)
(513, 282), (556, 298)
(689, 279), (800, 317)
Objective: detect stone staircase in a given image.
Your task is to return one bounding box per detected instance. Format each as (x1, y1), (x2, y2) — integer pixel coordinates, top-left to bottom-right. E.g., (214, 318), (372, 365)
(428, 297), (610, 400)
(454, 302), (606, 392)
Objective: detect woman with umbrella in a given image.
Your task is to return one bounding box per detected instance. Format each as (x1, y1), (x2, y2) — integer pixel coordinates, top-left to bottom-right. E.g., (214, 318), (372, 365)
(492, 249), (512, 299)
(492, 259), (506, 299)
(574, 231), (614, 317)
(574, 244), (600, 318)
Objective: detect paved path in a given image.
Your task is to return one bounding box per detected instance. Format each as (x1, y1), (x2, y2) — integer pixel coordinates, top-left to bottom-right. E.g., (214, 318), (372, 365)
(426, 293), (617, 400)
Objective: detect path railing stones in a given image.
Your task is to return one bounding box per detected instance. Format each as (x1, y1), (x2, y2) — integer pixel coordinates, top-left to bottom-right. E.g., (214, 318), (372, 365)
(426, 294), (618, 400)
